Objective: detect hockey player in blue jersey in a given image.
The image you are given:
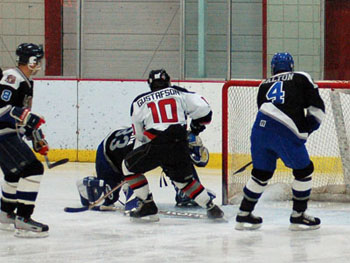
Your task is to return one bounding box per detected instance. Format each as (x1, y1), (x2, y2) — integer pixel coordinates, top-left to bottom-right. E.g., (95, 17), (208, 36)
(235, 52), (325, 231)
(76, 127), (214, 212)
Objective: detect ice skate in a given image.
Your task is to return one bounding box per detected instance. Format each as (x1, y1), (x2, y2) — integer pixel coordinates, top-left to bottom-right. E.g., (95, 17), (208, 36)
(130, 194), (159, 222)
(206, 202), (226, 222)
(0, 211), (15, 231)
(289, 211), (320, 231)
(175, 193), (198, 207)
(14, 216), (49, 238)
(235, 210), (262, 230)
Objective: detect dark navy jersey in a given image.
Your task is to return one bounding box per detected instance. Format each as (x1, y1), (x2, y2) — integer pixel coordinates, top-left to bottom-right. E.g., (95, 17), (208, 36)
(0, 68), (34, 139)
(257, 71), (325, 140)
(103, 127), (135, 173)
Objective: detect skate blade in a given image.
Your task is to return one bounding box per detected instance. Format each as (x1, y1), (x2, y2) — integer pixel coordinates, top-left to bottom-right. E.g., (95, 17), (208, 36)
(130, 214), (160, 223)
(289, 223), (320, 231)
(14, 229), (49, 238)
(235, 222), (262, 231)
(0, 223), (15, 231)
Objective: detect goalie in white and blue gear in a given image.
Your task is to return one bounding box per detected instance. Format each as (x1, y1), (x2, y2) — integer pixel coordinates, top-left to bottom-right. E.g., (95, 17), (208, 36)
(76, 127), (215, 211)
(235, 52), (325, 231)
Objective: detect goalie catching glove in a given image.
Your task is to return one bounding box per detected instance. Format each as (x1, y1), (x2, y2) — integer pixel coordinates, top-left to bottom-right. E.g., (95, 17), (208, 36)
(188, 132), (209, 167)
(10, 107), (45, 129)
(32, 128), (49, 155)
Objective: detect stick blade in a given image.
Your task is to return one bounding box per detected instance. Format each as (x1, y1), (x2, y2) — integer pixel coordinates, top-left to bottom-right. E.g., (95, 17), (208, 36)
(64, 206), (89, 213)
(48, 158), (69, 169)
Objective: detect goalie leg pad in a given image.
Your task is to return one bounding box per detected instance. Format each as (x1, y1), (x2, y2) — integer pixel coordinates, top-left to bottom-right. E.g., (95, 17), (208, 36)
(76, 176), (106, 206)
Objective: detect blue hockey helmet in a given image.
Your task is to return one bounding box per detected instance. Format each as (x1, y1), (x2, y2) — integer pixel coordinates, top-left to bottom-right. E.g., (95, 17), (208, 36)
(271, 52), (294, 75)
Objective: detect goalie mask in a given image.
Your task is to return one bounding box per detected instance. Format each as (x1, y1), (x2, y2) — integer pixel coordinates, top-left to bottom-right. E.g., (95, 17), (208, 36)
(16, 43), (44, 73)
(76, 176), (118, 206)
(147, 69), (170, 91)
(271, 52), (294, 75)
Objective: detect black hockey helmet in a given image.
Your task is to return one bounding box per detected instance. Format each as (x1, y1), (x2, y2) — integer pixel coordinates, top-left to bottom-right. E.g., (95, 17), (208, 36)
(16, 43), (44, 65)
(147, 69), (170, 91)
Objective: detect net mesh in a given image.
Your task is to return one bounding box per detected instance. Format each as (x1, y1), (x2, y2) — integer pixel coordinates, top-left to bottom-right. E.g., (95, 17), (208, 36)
(223, 81), (350, 204)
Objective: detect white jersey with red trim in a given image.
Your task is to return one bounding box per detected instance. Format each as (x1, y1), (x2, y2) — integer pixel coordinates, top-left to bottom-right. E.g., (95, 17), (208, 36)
(130, 85), (211, 143)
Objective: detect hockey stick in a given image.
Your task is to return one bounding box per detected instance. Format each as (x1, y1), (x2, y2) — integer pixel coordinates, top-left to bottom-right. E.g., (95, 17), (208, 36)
(64, 181), (126, 212)
(44, 155), (69, 169)
(233, 161), (253, 175)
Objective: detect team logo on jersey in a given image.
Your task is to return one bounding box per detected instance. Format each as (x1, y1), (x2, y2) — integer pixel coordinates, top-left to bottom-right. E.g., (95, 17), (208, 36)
(5, 75), (16, 84)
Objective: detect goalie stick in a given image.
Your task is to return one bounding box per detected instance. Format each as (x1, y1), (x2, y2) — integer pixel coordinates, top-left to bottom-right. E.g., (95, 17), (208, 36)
(44, 155), (69, 169)
(64, 181), (126, 212)
(233, 161), (252, 175)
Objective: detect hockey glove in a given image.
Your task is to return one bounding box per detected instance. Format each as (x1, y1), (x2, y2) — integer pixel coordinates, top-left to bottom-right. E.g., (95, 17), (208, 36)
(10, 107), (45, 129)
(32, 129), (49, 155)
(187, 132), (203, 148)
(306, 115), (321, 135)
(190, 120), (206, 135)
(190, 145), (209, 167)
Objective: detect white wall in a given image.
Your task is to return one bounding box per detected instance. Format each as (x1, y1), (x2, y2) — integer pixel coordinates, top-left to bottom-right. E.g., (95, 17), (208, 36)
(31, 80), (225, 154)
(31, 79), (348, 160)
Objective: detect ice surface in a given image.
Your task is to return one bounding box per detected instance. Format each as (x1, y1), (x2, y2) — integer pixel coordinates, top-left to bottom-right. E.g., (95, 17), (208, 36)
(1, 163), (350, 263)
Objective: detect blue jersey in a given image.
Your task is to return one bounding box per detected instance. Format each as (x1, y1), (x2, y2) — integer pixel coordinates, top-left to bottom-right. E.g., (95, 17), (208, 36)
(257, 71), (325, 140)
(251, 71), (325, 171)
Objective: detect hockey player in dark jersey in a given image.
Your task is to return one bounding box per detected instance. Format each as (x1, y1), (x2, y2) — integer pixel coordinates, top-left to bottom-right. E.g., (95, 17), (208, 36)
(121, 69), (224, 222)
(0, 43), (49, 237)
(76, 127), (215, 212)
(235, 52), (325, 231)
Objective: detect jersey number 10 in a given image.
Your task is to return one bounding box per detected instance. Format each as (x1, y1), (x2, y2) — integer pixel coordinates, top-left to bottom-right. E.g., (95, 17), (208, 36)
(147, 98), (179, 123)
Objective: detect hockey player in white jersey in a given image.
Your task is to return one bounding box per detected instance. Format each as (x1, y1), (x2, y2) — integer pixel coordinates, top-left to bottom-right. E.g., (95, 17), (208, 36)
(0, 43), (49, 237)
(122, 69), (224, 222)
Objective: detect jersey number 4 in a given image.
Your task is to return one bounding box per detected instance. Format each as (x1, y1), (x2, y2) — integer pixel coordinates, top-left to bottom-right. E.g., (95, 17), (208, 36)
(147, 98), (178, 123)
(266, 82), (285, 104)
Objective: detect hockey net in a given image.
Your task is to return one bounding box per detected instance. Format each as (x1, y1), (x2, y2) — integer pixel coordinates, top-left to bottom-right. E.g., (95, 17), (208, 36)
(222, 80), (350, 205)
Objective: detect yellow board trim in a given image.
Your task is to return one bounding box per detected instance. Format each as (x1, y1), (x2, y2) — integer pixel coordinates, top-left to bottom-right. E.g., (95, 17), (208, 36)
(36, 150), (342, 173)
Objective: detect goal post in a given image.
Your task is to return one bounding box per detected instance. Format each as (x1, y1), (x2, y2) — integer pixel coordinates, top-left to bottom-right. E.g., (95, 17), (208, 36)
(222, 80), (350, 205)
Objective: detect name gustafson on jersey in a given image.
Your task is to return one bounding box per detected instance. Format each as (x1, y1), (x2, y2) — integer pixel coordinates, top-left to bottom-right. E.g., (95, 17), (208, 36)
(137, 88), (181, 107)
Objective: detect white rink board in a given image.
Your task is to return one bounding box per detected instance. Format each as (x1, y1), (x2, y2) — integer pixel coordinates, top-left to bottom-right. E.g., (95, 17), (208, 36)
(32, 80), (225, 152)
(31, 80), (78, 149)
(31, 79), (339, 156)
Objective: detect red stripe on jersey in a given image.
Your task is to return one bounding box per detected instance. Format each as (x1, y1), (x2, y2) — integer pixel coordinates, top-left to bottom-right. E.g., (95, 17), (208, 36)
(143, 131), (157, 140)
